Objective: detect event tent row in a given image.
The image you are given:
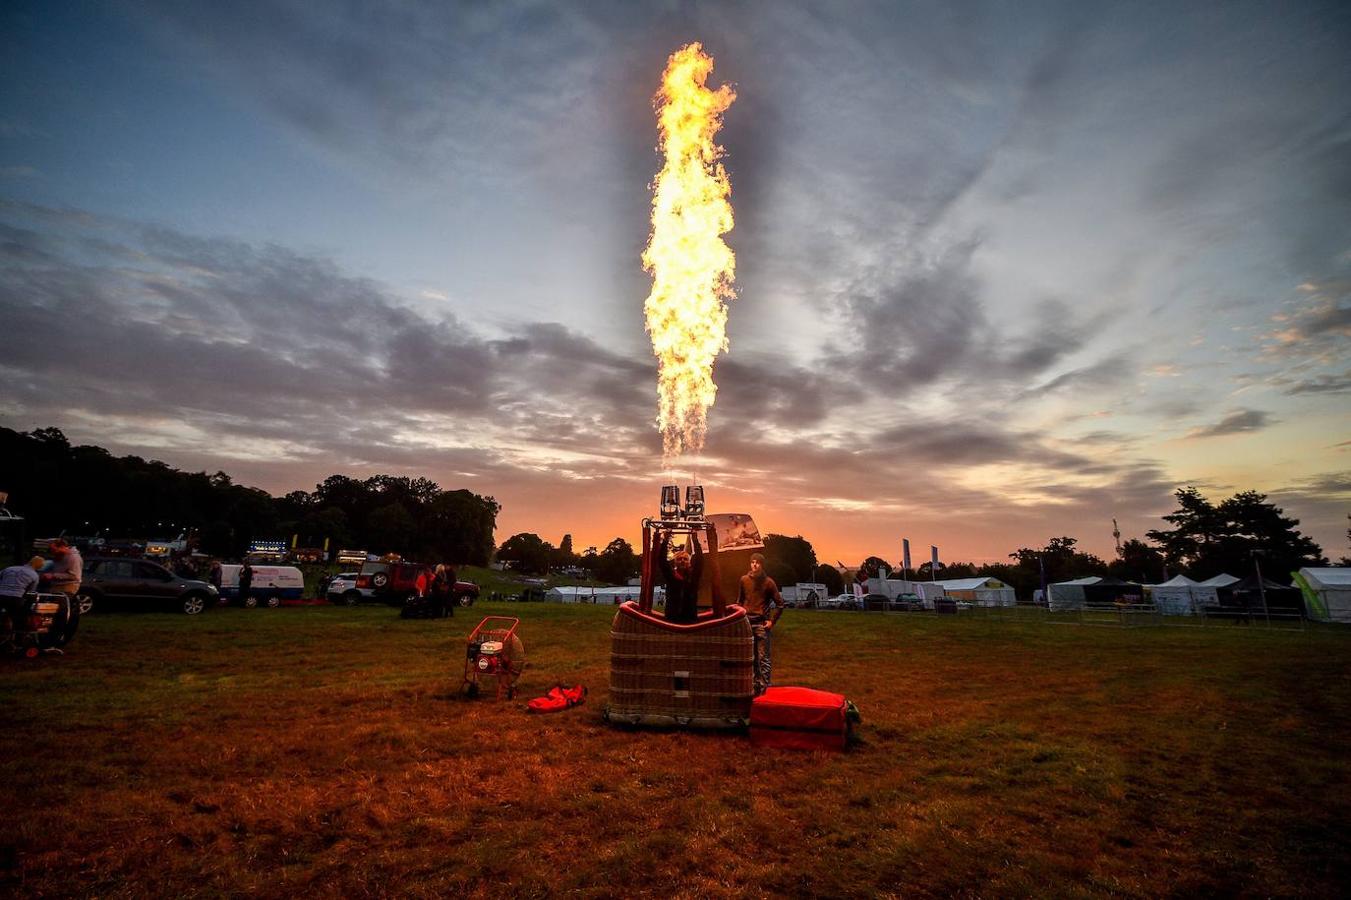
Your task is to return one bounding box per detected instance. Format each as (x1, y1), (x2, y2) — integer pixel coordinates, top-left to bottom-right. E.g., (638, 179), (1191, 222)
(1043, 569), (1349, 621)
(1295, 568), (1351, 624)
(545, 585), (659, 605)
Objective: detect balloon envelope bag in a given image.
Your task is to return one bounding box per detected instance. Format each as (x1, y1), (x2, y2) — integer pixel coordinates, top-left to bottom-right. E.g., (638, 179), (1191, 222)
(750, 686), (855, 751)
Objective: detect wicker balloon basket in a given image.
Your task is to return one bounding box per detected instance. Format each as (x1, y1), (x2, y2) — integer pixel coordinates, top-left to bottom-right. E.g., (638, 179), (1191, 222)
(604, 601), (754, 729)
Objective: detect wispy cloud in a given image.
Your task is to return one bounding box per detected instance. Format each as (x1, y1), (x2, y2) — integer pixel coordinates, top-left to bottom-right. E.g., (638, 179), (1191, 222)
(1185, 409), (1274, 439)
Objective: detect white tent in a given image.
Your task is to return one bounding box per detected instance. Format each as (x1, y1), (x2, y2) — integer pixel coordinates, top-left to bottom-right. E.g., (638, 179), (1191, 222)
(930, 577), (1017, 607)
(1046, 576), (1100, 610)
(1147, 574), (1217, 616)
(867, 577), (947, 608)
(545, 585), (651, 605)
(1199, 573), (1241, 588)
(1295, 568), (1351, 624)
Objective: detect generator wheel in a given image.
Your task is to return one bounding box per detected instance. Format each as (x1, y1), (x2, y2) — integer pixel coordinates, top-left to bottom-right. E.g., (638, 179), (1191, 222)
(465, 682), (480, 699)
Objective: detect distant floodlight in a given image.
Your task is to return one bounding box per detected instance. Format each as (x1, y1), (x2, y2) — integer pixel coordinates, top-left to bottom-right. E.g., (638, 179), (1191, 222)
(684, 485), (705, 519)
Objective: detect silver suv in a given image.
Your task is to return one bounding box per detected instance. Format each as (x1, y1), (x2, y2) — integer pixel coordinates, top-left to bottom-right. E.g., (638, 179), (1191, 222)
(325, 572), (374, 607)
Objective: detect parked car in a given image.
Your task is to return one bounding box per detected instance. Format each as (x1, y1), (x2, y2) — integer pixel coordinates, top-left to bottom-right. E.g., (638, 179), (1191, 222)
(891, 593), (925, 612)
(862, 592), (892, 611)
(324, 572), (369, 606)
(821, 593), (861, 611)
(453, 580), (480, 606)
(77, 557), (219, 615)
(351, 561), (479, 607)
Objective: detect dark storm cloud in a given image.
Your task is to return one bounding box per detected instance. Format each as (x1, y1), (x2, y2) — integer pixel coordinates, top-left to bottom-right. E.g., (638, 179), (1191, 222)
(1186, 409), (1274, 439)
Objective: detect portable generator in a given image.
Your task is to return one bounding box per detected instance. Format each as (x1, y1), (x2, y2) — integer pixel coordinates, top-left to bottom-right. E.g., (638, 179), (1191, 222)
(2, 592), (68, 658)
(462, 617), (525, 699)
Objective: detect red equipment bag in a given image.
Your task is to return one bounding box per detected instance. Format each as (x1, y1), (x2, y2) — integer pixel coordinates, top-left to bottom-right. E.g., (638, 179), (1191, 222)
(750, 686), (852, 751)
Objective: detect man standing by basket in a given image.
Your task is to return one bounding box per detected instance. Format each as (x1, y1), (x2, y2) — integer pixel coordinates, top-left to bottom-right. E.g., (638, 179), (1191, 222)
(738, 552), (783, 695)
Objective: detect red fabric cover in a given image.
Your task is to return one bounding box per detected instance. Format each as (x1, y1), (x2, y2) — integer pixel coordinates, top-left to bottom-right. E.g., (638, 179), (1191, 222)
(750, 687), (848, 751)
(616, 601), (746, 633)
(527, 684), (587, 713)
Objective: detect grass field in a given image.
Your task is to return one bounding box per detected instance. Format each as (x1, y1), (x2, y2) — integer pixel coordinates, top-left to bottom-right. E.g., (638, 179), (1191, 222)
(3, 603), (1349, 897)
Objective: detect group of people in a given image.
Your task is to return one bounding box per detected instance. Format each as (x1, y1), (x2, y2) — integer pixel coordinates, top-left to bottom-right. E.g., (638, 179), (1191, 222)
(0, 538), (83, 648)
(402, 563), (459, 618)
(655, 529), (784, 695)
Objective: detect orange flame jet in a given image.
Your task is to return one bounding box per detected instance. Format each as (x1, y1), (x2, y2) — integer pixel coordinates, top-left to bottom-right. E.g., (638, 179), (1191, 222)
(642, 43), (737, 465)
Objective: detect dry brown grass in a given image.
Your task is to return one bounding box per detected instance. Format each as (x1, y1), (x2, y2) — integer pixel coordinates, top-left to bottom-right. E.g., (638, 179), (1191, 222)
(2, 603), (1349, 897)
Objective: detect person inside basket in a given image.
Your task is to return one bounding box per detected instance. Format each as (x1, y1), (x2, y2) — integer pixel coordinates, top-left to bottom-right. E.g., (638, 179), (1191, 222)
(655, 528), (703, 624)
(738, 552), (784, 694)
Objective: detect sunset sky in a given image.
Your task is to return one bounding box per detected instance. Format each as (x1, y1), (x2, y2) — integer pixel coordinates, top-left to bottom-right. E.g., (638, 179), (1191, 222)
(2, 1), (1348, 564)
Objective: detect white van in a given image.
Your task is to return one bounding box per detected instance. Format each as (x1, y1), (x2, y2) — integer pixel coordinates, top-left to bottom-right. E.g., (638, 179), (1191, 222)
(219, 564), (306, 608)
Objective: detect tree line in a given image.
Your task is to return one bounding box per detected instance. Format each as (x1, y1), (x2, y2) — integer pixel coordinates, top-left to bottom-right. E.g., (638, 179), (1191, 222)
(1, 427), (1336, 591)
(0, 427), (499, 564)
(496, 487), (1334, 598)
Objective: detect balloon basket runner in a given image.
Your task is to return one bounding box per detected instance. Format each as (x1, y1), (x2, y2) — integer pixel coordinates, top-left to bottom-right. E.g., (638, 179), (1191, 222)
(461, 616), (525, 700)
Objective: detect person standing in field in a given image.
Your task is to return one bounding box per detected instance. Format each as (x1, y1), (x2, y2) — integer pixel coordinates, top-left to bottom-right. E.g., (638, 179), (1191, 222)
(238, 560), (253, 608)
(738, 552), (783, 694)
(40, 539), (82, 645)
(432, 564), (455, 617)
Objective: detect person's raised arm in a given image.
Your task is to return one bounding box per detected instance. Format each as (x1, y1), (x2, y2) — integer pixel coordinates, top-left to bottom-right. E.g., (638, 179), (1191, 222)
(654, 530), (674, 581)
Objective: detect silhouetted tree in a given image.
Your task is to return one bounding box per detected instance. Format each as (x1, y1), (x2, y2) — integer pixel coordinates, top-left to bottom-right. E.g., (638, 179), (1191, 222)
(813, 564), (845, 595)
(0, 426), (499, 564)
(421, 490), (499, 565)
(594, 537), (638, 585)
(856, 556), (892, 580)
(496, 533), (554, 575)
(552, 533), (577, 569)
(1109, 538), (1166, 583)
(763, 534), (818, 584)
(1148, 486), (1324, 578)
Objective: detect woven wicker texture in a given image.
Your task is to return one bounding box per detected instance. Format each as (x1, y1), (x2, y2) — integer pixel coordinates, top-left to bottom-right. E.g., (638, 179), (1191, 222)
(608, 602), (753, 725)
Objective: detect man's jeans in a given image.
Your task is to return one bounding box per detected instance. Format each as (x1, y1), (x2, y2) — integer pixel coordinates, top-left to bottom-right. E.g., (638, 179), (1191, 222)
(751, 620), (772, 695)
